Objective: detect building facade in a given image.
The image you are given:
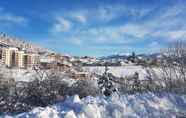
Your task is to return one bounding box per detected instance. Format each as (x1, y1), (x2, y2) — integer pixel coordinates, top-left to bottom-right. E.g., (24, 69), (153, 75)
(1, 47), (18, 67)
(0, 47), (39, 69)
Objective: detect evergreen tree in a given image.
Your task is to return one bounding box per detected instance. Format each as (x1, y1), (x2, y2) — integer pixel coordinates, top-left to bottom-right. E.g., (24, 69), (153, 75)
(132, 52), (136, 59)
(97, 65), (116, 96)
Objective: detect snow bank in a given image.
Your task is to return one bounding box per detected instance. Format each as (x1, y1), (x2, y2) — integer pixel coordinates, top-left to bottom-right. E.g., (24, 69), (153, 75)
(4, 93), (186, 118)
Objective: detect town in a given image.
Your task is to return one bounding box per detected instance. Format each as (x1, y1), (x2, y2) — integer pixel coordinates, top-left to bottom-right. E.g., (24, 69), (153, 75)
(1, 0), (186, 117)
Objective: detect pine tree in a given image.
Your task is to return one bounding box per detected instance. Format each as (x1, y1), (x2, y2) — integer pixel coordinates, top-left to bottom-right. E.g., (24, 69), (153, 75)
(97, 65), (116, 96)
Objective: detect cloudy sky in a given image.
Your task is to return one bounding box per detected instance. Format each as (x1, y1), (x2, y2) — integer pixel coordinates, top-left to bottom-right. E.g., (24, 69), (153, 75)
(0, 0), (186, 57)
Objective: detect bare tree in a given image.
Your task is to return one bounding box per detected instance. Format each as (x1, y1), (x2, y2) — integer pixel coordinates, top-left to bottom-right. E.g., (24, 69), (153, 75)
(161, 41), (186, 90)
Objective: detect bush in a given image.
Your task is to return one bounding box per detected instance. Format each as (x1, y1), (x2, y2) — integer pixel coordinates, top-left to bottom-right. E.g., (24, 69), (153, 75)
(0, 73), (100, 114)
(70, 79), (99, 98)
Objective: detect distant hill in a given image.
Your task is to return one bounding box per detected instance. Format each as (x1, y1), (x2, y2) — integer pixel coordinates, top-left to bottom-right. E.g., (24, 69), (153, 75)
(100, 53), (164, 60)
(100, 54), (128, 60)
(0, 33), (51, 54)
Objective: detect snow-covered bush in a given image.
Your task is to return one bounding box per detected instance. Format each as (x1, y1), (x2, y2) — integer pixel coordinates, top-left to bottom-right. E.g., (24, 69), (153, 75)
(117, 69), (172, 94)
(0, 69), (100, 114)
(0, 74), (70, 113)
(70, 79), (99, 98)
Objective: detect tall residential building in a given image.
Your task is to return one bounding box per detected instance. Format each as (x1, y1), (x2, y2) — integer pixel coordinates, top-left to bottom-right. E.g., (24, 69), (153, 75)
(1, 47), (18, 67)
(23, 53), (39, 69)
(16, 51), (25, 68)
(0, 47), (39, 69)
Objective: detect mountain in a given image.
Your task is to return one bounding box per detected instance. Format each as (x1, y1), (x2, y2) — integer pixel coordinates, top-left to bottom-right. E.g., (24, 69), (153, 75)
(0, 33), (51, 54)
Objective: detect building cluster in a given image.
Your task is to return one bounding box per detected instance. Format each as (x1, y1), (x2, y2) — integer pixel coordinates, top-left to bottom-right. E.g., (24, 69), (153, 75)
(0, 33), (92, 80)
(39, 53), (73, 71)
(0, 43), (74, 71)
(0, 47), (39, 69)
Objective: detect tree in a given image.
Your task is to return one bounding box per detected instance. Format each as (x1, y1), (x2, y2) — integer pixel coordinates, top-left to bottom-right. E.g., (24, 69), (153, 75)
(97, 65), (117, 96)
(160, 40), (186, 90)
(127, 51), (136, 63)
(132, 52), (136, 58)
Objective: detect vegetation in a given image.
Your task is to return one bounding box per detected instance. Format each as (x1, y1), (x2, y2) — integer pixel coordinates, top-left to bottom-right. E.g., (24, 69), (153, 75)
(0, 69), (99, 114)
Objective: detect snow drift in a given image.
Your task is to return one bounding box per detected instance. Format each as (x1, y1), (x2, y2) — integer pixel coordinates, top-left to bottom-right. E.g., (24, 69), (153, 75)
(4, 92), (186, 118)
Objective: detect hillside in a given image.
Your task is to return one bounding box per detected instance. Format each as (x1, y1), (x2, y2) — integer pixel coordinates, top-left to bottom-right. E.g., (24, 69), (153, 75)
(0, 33), (50, 54)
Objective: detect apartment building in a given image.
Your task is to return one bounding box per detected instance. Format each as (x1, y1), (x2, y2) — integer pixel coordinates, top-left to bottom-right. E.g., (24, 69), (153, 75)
(0, 47), (39, 69)
(1, 47), (18, 67)
(16, 51), (25, 68)
(23, 53), (39, 69)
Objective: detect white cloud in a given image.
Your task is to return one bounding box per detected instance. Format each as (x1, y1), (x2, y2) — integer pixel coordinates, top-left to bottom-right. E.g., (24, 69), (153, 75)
(117, 4), (186, 42)
(120, 24), (150, 38)
(148, 41), (160, 48)
(0, 7), (27, 24)
(51, 17), (71, 33)
(55, 4), (152, 26)
(82, 27), (125, 43)
(0, 14), (26, 24)
(49, 2), (186, 49)
(168, 31), (186, 40)
(74, 14), (87, 24)
(50, 3), (154, 36)
(147, 41), (162, 53)
(160, 4), (185, 19)
(94, 5), (153, 22)
(64, 25), (145, 46)
(70, 37), (82, 45)
(152, 30), (186, 42)
(96, 6), (116, 21)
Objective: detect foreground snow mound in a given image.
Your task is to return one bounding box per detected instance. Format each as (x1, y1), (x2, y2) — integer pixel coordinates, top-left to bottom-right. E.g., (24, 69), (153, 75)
(4, 93), (186, 118)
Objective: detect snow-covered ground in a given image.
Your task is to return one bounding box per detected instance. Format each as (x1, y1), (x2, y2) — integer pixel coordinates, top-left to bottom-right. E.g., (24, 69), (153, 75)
(0, 67), (77, 84)
(83, 66), (182, 82)
(4, 93), (186, 118)
(2, 66), (186, 118)
(0, 65), (159, 82)
(83, 66), (149, 80)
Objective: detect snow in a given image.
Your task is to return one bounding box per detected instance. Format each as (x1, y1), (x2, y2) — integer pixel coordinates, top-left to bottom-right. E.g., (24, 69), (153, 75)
(4, 93), (186, 118)
(0, 68), (37, 82)
(0, 67), (77, 85)
(83, 66), (148, 80)
(1, 65), (186, 117)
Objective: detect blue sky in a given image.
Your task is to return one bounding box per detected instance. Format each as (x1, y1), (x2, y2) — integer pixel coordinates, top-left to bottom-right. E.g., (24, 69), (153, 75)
(0, 0), (186, 57)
